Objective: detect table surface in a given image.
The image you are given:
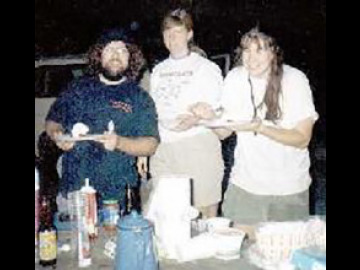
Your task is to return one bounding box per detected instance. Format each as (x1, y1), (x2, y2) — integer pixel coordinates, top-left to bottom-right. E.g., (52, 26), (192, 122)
(35, 230), (261, 270)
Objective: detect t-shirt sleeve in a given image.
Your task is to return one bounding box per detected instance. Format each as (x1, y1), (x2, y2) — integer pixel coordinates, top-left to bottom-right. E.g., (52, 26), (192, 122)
(192, 61), (223, 109)
(45, 86), (71, 126)
(131, 90), (160, 141)
(45, 80), (81, 133)
(281, 68), (319, 127)
(220, 68), (246, 120)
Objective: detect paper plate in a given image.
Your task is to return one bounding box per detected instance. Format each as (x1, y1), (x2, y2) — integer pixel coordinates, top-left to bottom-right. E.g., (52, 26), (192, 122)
(199, 119), (249, 128)
(56, 134), (103, 142)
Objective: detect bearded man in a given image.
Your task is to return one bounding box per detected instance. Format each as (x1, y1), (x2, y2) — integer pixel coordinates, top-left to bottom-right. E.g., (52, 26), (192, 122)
(45, 29), (159, 208)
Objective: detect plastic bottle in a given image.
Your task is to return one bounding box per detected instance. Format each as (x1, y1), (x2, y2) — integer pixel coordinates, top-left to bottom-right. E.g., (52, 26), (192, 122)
(75, 190), (92, 268)
(80, 178), (98, 240)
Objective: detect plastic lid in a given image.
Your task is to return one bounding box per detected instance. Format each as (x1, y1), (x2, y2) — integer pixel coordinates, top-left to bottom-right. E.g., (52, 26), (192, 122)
(80, 178), (96, 193)
(117, 211), (152, 231)
(103, 200), (118, 205)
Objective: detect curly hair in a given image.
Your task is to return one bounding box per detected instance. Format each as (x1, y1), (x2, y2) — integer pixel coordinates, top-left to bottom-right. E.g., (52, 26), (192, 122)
(86, 41), (146, 82)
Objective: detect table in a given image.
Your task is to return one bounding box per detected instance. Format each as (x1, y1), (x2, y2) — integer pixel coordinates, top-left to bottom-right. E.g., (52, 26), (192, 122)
(35, 231), (261, 270)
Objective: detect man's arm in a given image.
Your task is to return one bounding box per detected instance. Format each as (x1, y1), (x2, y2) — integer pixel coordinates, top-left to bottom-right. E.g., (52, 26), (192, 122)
(115, 136), (159, 156)
(45, 120), (64, 140)
(97, 134), (159, 157)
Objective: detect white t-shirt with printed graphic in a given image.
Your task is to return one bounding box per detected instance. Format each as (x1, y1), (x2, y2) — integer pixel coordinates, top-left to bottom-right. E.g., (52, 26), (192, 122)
(150, 52), (223, 143)
(221, 65), (319, 196)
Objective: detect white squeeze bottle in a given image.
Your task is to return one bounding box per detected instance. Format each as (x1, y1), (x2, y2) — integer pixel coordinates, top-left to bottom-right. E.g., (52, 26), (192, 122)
(80, 178), (98, 239)
(75, 190), (91, 268)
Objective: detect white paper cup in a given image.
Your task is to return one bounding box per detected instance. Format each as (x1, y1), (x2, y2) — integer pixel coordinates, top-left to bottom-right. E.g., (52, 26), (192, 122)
(212, 227), (246, 260)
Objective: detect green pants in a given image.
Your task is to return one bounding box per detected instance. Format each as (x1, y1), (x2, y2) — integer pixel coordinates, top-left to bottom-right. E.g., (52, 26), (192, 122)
(223, 184), (309, 225)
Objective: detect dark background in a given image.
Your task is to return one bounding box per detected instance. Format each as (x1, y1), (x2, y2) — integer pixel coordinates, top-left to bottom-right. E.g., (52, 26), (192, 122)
(35, 0), (326, 121)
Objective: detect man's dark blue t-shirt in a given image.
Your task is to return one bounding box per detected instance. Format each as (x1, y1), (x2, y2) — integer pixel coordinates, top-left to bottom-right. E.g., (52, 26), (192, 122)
(46, 77), (159, 203)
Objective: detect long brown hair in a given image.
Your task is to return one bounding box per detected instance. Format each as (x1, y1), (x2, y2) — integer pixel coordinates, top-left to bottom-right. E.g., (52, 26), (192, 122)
(237, 28), (284, 122)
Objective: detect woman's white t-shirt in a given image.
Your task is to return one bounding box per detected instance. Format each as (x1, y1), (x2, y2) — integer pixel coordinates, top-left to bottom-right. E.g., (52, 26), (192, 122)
(150, 52), (223, 143)
(221, 65), (318, 196)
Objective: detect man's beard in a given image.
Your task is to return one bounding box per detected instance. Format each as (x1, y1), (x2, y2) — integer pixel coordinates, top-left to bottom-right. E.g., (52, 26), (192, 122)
(101, 66), (125, 82)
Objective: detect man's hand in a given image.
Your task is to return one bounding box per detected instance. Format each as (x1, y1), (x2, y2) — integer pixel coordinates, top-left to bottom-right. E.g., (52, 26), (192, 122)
(137, 157), (148, 179)
(54, 134), (76, 152)
(96, 132), (119, 151)
(46, 121), (75, 151)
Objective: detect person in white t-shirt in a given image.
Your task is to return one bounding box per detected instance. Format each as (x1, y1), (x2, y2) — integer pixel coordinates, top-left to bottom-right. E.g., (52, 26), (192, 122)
(138, 9), (224, 218)
(215, 28), (319, 226)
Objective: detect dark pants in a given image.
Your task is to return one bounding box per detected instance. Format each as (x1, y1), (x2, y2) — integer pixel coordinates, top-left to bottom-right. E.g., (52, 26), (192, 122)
(218, 133), (237, 215)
